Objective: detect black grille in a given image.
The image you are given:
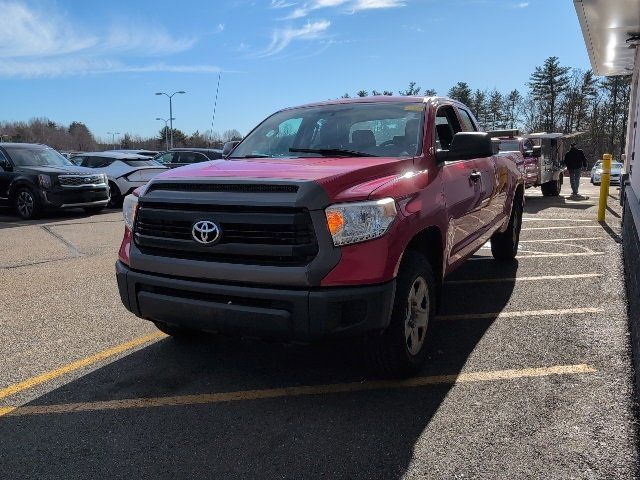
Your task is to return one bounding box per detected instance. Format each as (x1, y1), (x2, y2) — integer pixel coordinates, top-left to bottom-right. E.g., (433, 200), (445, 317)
(147, 183), (299, 194)
(59, 175), (104, 187)
(134, 202), (317, 266)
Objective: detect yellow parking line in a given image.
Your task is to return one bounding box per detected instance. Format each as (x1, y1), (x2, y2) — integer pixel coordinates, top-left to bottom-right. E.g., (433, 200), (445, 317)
(446, 273), (601, 285)
(0, 332), (165, 401)
(0, 364), (596, 417)
(436, 307), (604, 321)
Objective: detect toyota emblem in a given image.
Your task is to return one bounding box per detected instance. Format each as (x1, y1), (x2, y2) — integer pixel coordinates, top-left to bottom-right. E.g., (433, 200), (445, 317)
(192, 220), (221, 245)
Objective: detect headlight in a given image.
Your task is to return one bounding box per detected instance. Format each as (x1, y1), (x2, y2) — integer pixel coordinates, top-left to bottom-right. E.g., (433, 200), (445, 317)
(122, 194), (139, 231)
(100, 173), (108, 184)
(37, 174), (52, 188)
(596, 169), (603, 174)
(325, 198), (397, 246)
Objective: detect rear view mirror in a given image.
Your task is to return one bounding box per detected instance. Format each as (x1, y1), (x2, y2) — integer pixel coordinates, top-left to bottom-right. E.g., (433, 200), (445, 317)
(0, 158), (11, 171)
(436, 132), (494, 162)
(222, 141), (240, 157)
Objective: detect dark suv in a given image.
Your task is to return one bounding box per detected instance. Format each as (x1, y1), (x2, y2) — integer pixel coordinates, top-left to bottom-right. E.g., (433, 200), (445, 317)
(0, 143), (110, 219)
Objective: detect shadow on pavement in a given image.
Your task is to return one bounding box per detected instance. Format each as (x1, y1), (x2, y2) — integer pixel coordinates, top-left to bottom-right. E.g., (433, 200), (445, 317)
(524, 194), (594, 214)
(0, 261), (518, 479)
(0, 206), (120, 229)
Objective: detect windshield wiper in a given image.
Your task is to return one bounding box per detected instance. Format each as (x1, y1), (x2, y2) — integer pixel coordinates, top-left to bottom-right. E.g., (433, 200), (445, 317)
(231, 154), (272, 159)
(289, 147), (377, 157)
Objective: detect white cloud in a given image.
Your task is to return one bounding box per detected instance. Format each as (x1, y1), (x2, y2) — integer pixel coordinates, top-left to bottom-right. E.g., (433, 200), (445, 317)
(0, 1), (212, 78)
(513, 1), (529, 7)
(281, 0), (404, 18)
(271, 0), (297, 7)
(259, 20), (331, 56)
(216, 23), (225, 33)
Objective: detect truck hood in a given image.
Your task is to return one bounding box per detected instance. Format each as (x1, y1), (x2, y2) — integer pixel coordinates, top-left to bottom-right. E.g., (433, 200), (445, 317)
(153, 156), (416, 200)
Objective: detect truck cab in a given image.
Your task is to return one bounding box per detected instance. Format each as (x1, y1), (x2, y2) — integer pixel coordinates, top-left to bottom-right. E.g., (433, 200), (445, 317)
(116, 96), (524, 375)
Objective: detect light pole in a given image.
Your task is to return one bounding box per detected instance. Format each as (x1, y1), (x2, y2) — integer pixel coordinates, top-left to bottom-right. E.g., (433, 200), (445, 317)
(156, 117), (175, 151)
(155, 91), (185, 149)
(107, 132), (121, 149)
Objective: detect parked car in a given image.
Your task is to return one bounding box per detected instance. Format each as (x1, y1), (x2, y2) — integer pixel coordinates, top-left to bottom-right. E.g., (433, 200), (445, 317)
(0, 143), (109, 219)
(591, 160), (623, 185)
(106, 149), (160, 158)
(154, 148), (223, 168)
(70, 152), (167, 207)
(115, 96), (524, 375)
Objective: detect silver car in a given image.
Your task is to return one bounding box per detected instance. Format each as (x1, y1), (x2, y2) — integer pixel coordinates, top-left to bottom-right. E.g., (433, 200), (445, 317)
(591, 161), (623, 185)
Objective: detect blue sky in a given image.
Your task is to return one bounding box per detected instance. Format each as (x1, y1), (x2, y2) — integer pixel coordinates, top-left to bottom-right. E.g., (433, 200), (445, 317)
(0, 0), (591, 141)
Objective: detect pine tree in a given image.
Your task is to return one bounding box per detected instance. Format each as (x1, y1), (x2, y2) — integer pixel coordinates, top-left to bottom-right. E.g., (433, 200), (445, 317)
(528, 56), (571, 132)
(447, 82), (472, 106)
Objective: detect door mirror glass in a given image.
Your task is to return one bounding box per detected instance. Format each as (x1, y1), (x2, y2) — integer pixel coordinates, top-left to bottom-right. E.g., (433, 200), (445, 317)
(222, 141), (240, 157)
(0, 155), (11, 171)
(436, 132), (493, 162)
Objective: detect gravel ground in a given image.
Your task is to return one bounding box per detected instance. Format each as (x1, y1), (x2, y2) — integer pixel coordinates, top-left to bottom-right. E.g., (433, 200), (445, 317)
(0, 182), (637, 479)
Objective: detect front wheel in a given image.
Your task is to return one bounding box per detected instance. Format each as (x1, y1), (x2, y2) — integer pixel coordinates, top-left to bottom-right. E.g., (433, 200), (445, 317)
(14, 187), (40, 220)
(107, 182), (122, 208)
(369, 250), (436, 377)
(491, 194), (523, 261)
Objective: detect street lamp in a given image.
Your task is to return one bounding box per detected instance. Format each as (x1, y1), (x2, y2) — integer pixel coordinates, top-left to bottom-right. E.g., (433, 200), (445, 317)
(107, 132), (121, 149)
(155, 91), (185, 149)
(156, 117), (175, 151)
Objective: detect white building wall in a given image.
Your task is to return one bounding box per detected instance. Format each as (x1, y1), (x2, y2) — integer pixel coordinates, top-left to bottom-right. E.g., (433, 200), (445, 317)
(628, 48), (640, 193)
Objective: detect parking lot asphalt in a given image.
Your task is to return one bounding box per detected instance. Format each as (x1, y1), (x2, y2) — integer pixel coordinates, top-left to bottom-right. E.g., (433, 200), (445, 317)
(0, 182), (636, 479)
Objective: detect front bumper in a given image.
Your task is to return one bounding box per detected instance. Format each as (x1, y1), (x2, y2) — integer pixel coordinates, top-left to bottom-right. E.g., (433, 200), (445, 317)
(41, 186), (109, 208)
(116, 261), (395, 341)
(592, 174), (621, 185)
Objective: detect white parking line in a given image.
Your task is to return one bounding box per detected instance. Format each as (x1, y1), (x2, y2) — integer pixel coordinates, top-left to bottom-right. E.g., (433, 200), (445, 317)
(436, 307), (604, 321)
(519, 237), (604, 243)
(522, 225), (613, 231)
(522, 218), (595, 222)
(446, 273), (601, 285)
(470, 252), (603, 260)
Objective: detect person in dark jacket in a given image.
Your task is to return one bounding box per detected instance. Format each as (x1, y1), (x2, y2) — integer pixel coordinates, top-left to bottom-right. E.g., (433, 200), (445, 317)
(564, 143), (588, 195)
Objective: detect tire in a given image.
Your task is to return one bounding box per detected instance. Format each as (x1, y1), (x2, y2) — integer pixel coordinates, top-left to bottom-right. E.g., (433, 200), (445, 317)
(153, 321), (198, 338)
(541, 174), (562, 196)
(14, 187), (41, 220)
(107, 182), (122, 208)
(369, 250), (436, 377)
(84, 206), (105, 215)
(491, 192), (523, 261)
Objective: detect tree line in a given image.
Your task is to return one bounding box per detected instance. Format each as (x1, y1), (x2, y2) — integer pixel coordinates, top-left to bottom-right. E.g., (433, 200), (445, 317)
(342, 56), (632, 161)
(0, 118), (243, 153)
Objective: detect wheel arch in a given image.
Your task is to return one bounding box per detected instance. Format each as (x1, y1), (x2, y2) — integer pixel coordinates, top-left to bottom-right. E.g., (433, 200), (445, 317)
(403, 225), (444, 285)
(8, 178), (38, 200)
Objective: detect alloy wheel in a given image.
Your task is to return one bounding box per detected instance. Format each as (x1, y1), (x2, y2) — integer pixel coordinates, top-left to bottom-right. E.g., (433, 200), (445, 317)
(404, 276), (430, 355)
(17, 191), (34, 218)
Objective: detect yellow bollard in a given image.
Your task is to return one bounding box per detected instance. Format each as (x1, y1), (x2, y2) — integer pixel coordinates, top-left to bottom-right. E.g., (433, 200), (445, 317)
(597, 153), (612, 221)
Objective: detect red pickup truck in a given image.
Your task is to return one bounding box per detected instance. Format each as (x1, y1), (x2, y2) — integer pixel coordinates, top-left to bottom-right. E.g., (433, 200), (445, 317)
(116, 96), (524, 375)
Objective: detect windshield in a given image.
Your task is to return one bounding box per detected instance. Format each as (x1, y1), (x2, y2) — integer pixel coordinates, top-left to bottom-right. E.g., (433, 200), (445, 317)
(5, 146), (74, 167)
(230, 102), (424, 159)
(499, 140), (520, 152)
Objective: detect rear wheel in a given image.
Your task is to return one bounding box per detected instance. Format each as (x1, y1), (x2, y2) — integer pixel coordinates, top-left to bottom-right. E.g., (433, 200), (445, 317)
(541, 174), (562, 196)
(14, 187), (40, 220)
(107, 182), (122, 208)
(369, 250), (435, 377)
(491, 193), (523, 261)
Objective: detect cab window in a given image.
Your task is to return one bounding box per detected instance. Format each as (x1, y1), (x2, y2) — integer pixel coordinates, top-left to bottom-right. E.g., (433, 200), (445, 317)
(435, 106), (462, 151)
(458, 109), (477, 132)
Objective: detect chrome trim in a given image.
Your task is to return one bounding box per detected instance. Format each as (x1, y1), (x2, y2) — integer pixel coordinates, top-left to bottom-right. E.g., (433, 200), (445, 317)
(59, 183), (107, 189)
(59, 199), (109, 208)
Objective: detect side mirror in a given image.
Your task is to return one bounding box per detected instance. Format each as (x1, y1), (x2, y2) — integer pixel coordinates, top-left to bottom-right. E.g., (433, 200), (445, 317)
(436, 132), (494, 162)
(531, 146), (542, 158)
(222, 141), (240, 157)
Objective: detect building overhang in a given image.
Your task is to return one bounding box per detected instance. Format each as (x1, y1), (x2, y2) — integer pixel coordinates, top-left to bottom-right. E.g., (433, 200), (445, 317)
(574, 0), (640, 76)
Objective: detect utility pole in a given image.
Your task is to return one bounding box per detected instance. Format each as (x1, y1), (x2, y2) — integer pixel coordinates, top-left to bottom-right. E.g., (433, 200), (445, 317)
(107, 132), (121, 149)
(156, 118), (174, 151)
(155, 91), (186, 149)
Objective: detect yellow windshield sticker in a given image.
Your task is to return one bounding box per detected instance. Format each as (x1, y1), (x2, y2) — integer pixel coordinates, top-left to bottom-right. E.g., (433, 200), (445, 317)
(404, 105), (424, 112)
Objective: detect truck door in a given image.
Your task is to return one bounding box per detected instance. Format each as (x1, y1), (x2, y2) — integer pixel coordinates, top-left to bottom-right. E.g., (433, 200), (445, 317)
(456, 107), (499, 234)
(438, 105), (483, 260)
(523, 138), (539, 186)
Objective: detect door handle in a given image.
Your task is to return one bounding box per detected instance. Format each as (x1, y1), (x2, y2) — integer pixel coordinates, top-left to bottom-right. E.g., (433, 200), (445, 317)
(469, 171), (481, 182)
